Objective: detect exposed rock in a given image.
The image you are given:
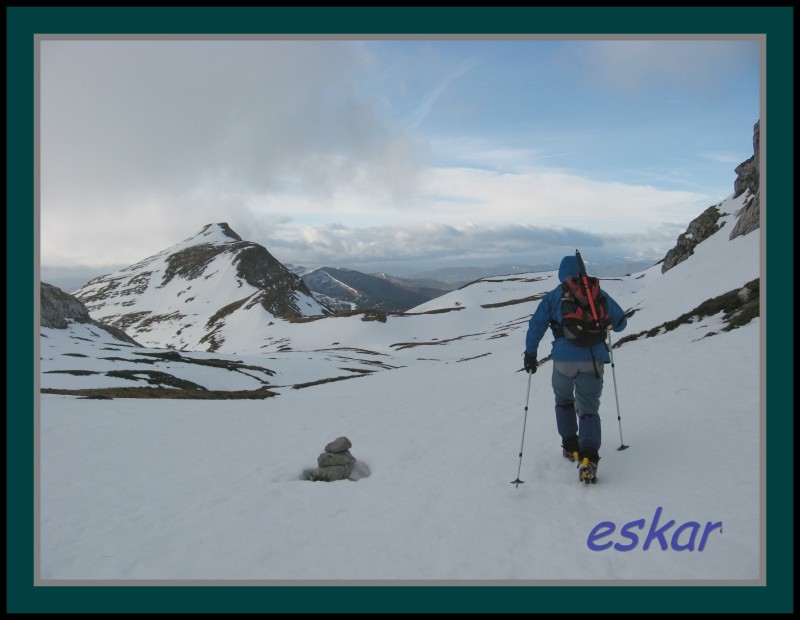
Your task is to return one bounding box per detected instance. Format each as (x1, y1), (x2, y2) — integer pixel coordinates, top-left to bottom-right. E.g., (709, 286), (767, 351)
(733, 120), (759, 198)
(737, 286), (753, 303)
(40, 282), (140, 345)
(730, 120), (760, 240)
(661, 120), (760, 272)
(317, 451), (356, 467)
(661, 206), (724, 273)
(325, 436), (353, 453)
(309, 436), (357, 481)
(41, 282), (92, 328)
(729, 190), (760, 240)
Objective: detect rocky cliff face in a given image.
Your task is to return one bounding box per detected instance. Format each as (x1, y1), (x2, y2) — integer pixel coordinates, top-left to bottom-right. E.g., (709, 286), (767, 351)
(72, 223), (332, 351)
(41, 282), (93, 328)
(729, 120), (760, 240)
(40, 282), (140, 344)
(662, 121), (760, 273)
(660, 206), (725, 273)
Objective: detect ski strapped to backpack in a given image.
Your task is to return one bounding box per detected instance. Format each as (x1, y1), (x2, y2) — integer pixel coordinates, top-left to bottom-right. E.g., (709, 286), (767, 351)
(552, 250), (613, 376)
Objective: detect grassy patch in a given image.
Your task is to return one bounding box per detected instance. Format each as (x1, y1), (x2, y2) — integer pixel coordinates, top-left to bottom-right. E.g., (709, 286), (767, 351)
(206, 296), (250, 327)
(315, 347), (388, 359)
(44, 369), (99, 376)
(481, 276), (546, 283)
(481, 293), (544, 309)
(132, 350), (276, 375)
(390, 332), (484, 350)
(402, 307), (465, 316)
(488, 333), (509, 339)
(291, 375), (368, 389)
(615, 278), (760, 347)
(162, 243), (230, 286)
(112, 311), (152, 332)
(41, 386), (278, 400)
(457, 352), (492, 362)
(101, 356), (157, 364)
(105, 370), (207, 390)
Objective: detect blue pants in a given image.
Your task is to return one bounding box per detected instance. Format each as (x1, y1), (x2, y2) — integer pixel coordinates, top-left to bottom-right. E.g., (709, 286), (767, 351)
(552, 360), (604, 452)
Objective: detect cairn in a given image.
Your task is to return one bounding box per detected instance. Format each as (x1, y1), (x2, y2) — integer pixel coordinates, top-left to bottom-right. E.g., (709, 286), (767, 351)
(308, 436), (357, 482)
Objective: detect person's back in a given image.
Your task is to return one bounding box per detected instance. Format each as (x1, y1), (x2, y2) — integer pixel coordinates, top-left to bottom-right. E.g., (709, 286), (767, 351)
(523, 251), (627, 483)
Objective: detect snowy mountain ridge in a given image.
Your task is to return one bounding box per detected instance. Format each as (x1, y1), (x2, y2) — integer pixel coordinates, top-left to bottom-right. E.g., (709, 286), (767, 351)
(72, 222), (332, 352)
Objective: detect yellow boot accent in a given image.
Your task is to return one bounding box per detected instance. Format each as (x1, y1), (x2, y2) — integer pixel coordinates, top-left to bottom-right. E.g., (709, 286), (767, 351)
(578, 457), (598, 483)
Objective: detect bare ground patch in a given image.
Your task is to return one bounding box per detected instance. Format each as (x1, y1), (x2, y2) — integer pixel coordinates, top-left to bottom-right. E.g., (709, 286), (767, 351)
(390, 332), (485, 350)
(291, 374), (370, 390)
(481, 293), (544, 309)
(41, 386), (278, 400)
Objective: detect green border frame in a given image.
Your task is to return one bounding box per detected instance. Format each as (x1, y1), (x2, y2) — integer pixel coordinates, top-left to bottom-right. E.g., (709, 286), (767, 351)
(8, 6), (793, 614)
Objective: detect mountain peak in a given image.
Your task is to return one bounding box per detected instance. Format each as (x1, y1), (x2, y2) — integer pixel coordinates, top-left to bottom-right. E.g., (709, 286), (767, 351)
(73, 224), (331, 352)
(192, 222), (243, 243)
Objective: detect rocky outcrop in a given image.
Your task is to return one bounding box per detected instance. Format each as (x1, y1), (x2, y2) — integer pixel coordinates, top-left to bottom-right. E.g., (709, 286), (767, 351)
(733, 121), (760, 199)
(41, 282), (92, 328)
(308, 436), (357, 482)
(661, 120), (760, 272)
(661, 206), (724, 273)
(729, 120), (761, 240)
(40, 282), (140, 344)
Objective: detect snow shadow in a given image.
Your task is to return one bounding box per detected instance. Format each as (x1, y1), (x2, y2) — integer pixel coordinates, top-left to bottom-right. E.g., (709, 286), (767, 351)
(299, 460), (371, 482)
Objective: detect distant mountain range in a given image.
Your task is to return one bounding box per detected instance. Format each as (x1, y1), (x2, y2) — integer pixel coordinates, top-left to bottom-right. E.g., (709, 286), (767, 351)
(290, 259), (660, 310)
(299, 267), (445, 312)
(62, 120), (759, 358)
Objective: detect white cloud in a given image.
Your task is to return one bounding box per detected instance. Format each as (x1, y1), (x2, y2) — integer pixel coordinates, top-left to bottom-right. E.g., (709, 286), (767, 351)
(38, 38), (756, 279)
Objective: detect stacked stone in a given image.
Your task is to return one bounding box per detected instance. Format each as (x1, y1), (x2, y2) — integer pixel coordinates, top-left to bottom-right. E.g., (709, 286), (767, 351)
(308, 436), (357, 482)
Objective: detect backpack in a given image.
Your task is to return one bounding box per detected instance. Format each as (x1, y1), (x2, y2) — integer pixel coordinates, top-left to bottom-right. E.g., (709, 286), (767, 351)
(558, 273), (612, 348)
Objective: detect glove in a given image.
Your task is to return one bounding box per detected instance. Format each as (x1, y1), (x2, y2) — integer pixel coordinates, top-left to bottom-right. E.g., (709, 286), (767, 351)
(523, 353), (537, 374)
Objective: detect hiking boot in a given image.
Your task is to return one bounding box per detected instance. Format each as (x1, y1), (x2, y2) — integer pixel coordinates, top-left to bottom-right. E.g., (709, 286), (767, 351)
(563, 448), (580, 462)
(578, 458), (598, 484)
(577, 448), (600, 484)
(561, 435), (579, 462)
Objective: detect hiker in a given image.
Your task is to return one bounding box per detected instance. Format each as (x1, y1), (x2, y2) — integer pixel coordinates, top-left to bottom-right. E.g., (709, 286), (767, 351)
(523, 253), (628, 483)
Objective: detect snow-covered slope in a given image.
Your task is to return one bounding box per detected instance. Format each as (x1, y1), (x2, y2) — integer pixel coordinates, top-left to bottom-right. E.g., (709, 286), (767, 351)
(39, 182), (763, 587)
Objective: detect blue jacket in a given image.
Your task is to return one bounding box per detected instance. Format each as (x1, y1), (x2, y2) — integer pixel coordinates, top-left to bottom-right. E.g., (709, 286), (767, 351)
(525, 255), (627, 364)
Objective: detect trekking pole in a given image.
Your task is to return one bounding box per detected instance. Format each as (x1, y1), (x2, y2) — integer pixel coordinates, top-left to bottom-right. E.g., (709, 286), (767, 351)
(511, 371), (533, 487)
(607, 330), (629, 451)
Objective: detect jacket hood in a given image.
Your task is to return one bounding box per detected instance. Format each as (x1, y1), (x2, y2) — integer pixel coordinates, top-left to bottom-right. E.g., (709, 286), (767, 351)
(558, 255), (580, 282)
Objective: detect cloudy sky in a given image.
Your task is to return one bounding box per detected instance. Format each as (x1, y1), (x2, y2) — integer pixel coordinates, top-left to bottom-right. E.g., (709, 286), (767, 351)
(39, 36), (761, 287)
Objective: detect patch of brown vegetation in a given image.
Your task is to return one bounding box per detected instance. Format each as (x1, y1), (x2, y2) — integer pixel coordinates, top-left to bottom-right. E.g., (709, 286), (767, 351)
(206, 296), (251, 327)
(291, 375), (368, 389)
(390, 332), (484, 350)
(456, 352), (492, 362)
(41, 386), (278, 400)
(481, 294), (544, 309)
(614, 278), (760, 346)
(401, 307), (465, 316)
